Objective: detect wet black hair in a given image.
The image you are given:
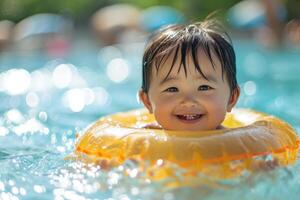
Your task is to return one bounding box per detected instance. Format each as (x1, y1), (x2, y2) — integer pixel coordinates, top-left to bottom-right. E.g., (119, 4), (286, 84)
(141, 19), (238, 94)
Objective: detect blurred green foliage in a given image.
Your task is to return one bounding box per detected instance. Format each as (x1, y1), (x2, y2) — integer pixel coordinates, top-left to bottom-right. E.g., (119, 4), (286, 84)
(0, 0), (299, 24)
(121, 0), (240, 20)
(0, 0), (112, 23)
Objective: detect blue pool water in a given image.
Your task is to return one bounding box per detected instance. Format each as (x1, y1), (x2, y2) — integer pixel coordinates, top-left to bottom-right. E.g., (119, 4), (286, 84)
(0, 38), (299, 200)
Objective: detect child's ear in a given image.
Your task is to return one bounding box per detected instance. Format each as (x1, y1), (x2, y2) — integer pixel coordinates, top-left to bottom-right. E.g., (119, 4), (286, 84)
(226, 87), (240, 112)
(139, 90), (153, 113)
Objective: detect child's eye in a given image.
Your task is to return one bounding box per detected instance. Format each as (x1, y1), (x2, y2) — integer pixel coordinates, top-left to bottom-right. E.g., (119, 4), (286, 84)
(198, 85), (213, 91)
(164, 87), (178, 92)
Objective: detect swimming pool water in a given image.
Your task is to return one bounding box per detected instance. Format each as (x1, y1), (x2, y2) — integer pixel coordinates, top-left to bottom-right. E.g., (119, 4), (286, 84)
(0, 38), (300, 200)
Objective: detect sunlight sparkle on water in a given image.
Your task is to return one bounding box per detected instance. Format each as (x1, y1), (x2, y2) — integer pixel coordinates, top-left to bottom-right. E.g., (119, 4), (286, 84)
(63, 88), (86, 112)
(106, 58), (129, 83)
(56, 146), (66, 153)
(33, 185), (46, 193)
(128, 168), (139, 178)
(0, 192), (19, 200)
(131, 187), (140, 196)
(8, 180), (15, 186)
(0, 181), (5, 191)
(107, 172), (120, 185)
(1, 69), (31, 95)
(63, 87), (109, 112)
(0, 126), (9, 136)
(11, 187), (19, 195)
(93, 87), (109, 106)
(30, 70), (53, 91)
(19, 188), (26, 196)
(82, 88), (95, 105)
(53, 189), (87, 200)
(6, 109), (24, 124)
(13, 118), (49, 135)
(52, 64), (73, 89)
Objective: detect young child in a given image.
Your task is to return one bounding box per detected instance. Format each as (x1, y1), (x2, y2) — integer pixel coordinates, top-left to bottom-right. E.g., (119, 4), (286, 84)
(139, 19), (240, 131)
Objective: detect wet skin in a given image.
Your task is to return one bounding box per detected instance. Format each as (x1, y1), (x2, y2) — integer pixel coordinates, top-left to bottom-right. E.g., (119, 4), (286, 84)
(140, 50), (240, 131)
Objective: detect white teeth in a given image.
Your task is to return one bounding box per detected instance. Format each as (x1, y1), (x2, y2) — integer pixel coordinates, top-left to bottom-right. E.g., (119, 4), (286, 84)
(177, 114), (201, 120)
(185, 115), (196, 120)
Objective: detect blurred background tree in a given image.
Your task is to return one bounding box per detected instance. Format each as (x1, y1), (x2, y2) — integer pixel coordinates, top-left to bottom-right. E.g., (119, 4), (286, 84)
(0, 0), (111, 24)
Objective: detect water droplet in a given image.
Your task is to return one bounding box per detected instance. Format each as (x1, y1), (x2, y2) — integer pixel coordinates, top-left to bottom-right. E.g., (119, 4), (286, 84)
(33, 185), (46, 193)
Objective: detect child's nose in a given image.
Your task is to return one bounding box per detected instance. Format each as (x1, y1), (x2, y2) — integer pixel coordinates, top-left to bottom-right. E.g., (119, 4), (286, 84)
(179, 95), (198, 108)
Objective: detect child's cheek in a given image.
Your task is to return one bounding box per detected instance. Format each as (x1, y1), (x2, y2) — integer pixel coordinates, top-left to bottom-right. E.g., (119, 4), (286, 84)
(161, 94), (177, 103)
(154, 95), (177, 109)
(203, 94), (229, 110)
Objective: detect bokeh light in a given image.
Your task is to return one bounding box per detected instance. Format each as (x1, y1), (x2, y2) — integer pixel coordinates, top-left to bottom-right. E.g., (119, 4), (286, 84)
(26, 92), (40, 108)
(106, 58), (129, 83)
(0, 126), (9, 136)
(6, 109), (24, 124)
(98, 45), (123, 66)
(82, 88), (95, 105)
(62, 87), (109, 112)
(33, 185), (46, 193)
(52, 64), (73, 89)
(93, 87), (109, 106)
(63, 88), (86, 112)
(1, 69), (31, 95)
(30, 70), (53, 92)
(243, 81), (257, 96)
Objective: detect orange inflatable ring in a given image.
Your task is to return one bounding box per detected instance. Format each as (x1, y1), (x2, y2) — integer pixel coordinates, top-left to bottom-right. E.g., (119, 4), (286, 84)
(74, 108), (299, 180)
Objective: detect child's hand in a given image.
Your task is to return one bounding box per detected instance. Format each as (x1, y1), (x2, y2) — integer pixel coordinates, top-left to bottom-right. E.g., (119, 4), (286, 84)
(251, 158), (279, 171)
(141, 122), (162, 129)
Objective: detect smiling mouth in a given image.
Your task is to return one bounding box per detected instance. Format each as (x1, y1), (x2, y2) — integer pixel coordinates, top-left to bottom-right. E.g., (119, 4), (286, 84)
(176, 114), (202, 121)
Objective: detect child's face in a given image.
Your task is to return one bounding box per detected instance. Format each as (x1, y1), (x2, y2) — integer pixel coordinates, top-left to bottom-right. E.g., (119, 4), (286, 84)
(140, 50), (239, 131)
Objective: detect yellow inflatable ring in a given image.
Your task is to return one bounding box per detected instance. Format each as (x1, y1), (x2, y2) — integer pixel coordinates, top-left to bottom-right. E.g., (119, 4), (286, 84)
(75, 108), (299, 179)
